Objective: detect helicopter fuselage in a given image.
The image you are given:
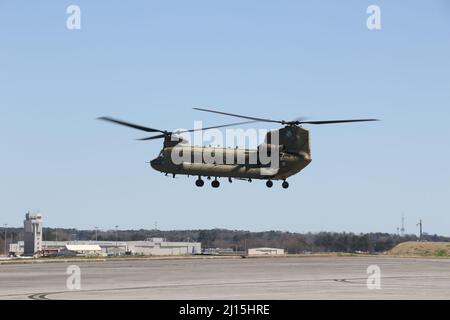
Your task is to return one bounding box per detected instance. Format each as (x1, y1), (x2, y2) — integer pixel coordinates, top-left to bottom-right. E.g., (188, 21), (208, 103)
(150, 146), (311, 180)
(150, 126), (312, 181)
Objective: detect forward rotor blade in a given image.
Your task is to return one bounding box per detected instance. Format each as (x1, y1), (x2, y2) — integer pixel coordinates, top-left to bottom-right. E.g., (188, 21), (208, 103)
(293, 116), (308, 122)
(138, 121), (257, 141)
(176, 121), (258, 134)
(97, 116), (166, 133)
(298, 119), (379, 125)
(137, 134), (167, 141)
(193, 107), (282, 124)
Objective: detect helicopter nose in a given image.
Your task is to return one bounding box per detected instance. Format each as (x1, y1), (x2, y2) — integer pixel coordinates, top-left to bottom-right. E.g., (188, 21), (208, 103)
(150, 159), (160, 170)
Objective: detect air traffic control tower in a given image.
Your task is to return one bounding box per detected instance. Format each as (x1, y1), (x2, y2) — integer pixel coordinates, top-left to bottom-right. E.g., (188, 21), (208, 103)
(23, 211), (43, 255)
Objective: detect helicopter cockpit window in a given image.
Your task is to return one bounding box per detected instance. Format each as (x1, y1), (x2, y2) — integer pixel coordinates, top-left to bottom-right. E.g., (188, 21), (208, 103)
(158, 150), (164, 159)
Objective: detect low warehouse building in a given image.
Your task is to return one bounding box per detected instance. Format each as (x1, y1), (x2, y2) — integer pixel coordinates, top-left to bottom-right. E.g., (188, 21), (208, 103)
(9, 239), (201, 257)
(127, 238), (201, 255)
(63, 244), (103, 256)
(8, 213), (201, 257)
(248, 247), (285, 256)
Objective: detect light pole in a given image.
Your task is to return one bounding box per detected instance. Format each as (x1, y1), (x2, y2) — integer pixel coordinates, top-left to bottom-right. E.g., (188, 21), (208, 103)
(3, 224), (7, 256)
(94, 226), (99, 242)
(115, 225), (119, 247)
(417, 219), (423, 241)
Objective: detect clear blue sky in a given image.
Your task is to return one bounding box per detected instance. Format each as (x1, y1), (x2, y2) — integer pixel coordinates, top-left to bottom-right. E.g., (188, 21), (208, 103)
(1, 1), (449, 235)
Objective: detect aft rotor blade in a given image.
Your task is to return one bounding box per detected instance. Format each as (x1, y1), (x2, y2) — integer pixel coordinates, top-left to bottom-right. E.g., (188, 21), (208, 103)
(137, 134), (167, 141)
(176, 121), (258, 134)
(97, 116), (166, 133)
(193, 107), (282, 124)
(298, 119), (380, 125)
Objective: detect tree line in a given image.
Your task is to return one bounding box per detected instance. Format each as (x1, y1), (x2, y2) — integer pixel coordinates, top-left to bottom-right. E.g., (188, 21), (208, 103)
(2, 227), (449, 255)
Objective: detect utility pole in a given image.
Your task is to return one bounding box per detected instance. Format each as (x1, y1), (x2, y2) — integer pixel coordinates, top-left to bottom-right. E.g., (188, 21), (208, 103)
(94, 226), (99, 241)
(115, 225), (119, 247)
(417, 220), (423, 241)
(3, 224), (7, 256)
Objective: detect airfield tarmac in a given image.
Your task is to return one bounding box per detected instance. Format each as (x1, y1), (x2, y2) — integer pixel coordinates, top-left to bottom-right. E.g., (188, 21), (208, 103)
(1, 256), (449, 300)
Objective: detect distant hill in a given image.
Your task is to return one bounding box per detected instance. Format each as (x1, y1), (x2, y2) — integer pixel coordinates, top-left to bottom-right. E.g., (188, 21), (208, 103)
(388, 241), (450, 257)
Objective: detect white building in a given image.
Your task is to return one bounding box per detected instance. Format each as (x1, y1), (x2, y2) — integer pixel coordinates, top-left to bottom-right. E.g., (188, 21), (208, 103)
(248, 247), (285, 256)
(9, 214), (201, 257)
(8, 242), (24, 256)
(127, 238), (200, 255)
(63, 244), (102, 256)
(9, 238), (201, 257)
(23, 212), (43, 256)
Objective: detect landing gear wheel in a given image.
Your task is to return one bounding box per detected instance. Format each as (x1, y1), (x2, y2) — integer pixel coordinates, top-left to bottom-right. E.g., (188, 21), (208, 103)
(282, 181), (289, 189)
(195, 179), (204, 187)
(211, 180), (220, 188)
(266, 180), (273, 188)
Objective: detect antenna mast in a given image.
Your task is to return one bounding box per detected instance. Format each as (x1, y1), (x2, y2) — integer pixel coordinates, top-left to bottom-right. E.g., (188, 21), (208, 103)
(400, 214), (405, 236)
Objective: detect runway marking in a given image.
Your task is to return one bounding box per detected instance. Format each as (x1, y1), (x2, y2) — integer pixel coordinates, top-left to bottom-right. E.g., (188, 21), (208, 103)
(28, 293), (53, 300)
(333, 279), (354, 283)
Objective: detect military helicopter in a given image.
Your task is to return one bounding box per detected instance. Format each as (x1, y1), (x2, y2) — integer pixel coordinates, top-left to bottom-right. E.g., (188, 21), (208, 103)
(98, 108), (378, 189)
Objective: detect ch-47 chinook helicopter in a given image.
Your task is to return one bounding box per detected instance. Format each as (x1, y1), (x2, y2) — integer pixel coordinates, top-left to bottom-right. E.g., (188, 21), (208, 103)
(98, 108), (378, 189)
